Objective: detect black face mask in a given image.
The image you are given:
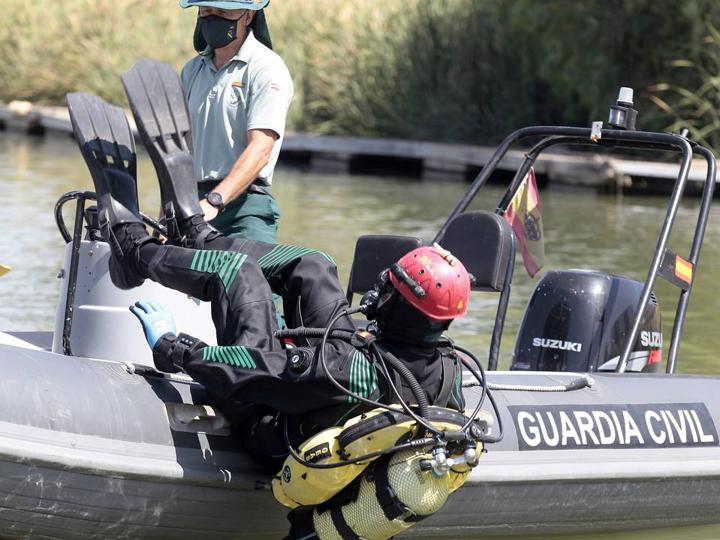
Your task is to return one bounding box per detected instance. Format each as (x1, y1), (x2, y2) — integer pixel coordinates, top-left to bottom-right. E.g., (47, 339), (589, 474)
(375, 291), (451, 349)
(195, 15), (240, 51)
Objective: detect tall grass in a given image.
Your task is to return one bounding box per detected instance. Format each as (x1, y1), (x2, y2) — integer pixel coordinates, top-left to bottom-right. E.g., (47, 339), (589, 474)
(650, 23), (720, 152)
(0, 0), (717, 145)
(0, 0), (196, 104)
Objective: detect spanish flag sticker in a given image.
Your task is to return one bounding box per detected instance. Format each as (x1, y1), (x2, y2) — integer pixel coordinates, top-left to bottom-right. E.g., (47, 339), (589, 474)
(674, 255), (693, 284)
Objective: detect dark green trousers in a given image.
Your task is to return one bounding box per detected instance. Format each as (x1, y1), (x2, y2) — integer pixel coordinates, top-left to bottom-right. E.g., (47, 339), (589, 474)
(199, 185), (280, 243)
(199, 183), (283, 323)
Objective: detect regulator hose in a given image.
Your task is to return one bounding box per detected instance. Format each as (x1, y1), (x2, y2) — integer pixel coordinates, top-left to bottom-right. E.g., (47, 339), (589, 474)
(278, 322), (494, 437)
(278, 315), (496, 469)
(445, 341), (505, 444)
(314, 310), (444, 437)
(367, 343), (437, 438)
(275, 327), (354, 340)
(276, 321), (433, 425)
(277, 325), (429, 418)
(375, 347), (430, 419)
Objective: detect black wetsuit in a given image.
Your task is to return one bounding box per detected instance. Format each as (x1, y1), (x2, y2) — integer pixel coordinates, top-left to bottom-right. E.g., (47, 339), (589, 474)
(134, 233), (464, 465)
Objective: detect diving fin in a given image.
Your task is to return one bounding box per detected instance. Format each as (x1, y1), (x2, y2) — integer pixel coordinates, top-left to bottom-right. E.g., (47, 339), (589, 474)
(66, 92), (150, 289)
(122, 59), (204, 228)
(66, 92), (138, 202)
(97, 168), (153, 290)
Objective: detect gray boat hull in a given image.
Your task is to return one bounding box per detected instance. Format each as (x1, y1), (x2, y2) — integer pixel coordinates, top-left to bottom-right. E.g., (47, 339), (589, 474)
(0, 336), (719, 538)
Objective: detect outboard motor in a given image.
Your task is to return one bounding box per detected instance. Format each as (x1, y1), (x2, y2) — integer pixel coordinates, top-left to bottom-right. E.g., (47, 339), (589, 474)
(511, 270), (662, 373)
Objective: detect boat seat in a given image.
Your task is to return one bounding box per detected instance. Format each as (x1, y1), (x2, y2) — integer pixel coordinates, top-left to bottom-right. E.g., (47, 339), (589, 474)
(345, 235), (425, 305)
(436, 211), (516, 369)
(437, 211), (515, 292)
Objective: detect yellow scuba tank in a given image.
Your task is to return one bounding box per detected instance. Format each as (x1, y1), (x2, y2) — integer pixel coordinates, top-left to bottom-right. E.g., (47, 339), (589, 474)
(312, 448), (472, 540)
(273, 405), (490, 529)
(272, 407), (418, 508)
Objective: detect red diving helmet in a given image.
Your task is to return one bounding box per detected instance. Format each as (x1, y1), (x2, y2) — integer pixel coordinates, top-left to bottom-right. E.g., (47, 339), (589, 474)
(389, 244), (471, 320)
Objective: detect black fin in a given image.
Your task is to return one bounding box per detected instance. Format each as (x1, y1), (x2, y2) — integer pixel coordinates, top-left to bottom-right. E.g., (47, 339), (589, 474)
(99, 169), (149, 290)
(66, 92), (137, 202)
(100, 169), (143, 225)
(66, 92), (147, 289)
(122, 59), (203, 223)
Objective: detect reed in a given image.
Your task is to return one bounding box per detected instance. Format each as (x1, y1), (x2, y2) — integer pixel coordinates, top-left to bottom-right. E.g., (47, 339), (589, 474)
(0, 0), (196, 104)
(650, 23), (720, 153)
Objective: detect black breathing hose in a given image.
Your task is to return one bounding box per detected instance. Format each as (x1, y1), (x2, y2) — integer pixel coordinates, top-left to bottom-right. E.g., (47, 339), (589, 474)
(280, 311), (500, 468)
(315, 310), (443, 436)
(374, 347), (430, 419)
(367, 343), (442, 437)
(277, 322), (429, 417)
(446, 344), (488, 432)
(275, 327), (354, 340)
(281, 312), (441, 469)
(449, 342), (505, 443)
(312, 311), (421, 417)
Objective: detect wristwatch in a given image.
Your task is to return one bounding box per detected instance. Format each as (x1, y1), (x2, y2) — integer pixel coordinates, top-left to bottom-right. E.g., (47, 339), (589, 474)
(206, 191), (225, 212)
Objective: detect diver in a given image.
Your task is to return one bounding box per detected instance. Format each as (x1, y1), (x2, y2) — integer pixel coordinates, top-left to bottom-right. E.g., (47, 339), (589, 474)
(98, 163), (471, 443)
(98, 169), (472, 538)
(70, 92), (478, 539)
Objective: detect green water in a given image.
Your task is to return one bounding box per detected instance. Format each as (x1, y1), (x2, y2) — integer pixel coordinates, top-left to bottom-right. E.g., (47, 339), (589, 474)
(1, 132), (720, 537)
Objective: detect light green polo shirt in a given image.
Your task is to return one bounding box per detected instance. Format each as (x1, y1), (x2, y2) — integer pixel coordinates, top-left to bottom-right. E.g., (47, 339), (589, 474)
(180, 29), (293, 186)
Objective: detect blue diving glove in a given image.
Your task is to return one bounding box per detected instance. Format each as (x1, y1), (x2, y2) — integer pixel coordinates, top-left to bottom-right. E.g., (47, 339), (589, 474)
(129, 301), (177, 349)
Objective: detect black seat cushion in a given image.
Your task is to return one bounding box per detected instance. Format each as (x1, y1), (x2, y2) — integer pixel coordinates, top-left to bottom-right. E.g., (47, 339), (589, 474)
(437, 211), (514, 292)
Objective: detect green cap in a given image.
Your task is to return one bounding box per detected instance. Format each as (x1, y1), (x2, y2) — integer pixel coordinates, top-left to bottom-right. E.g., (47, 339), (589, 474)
(179, 0), (269, 10)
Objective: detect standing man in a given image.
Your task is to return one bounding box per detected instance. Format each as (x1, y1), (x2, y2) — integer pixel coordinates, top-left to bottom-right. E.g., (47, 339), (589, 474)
(179, 0), (293, 243)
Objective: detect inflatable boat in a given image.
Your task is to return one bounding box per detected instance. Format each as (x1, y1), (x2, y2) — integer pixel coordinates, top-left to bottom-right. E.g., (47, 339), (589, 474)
(1, 80), (720, 539)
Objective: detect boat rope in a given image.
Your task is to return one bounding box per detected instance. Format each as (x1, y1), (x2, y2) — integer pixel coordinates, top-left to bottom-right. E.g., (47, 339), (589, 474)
(463, 375), (593, 392)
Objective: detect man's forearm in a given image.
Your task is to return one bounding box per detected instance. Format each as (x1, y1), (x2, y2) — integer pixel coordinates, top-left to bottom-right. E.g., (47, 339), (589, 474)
(210, 128), (278, 205)
(213, 144), (271, 204)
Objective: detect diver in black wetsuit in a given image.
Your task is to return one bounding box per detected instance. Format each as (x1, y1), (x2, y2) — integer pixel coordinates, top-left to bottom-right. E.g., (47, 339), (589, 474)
(68, 90), (479, 540)
(100, 163), (471, 464)
(69, 90), (473, 465)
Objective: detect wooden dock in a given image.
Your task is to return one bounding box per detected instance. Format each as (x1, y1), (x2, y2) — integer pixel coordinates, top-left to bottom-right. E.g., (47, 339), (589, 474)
(0, 101), (713, 192)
